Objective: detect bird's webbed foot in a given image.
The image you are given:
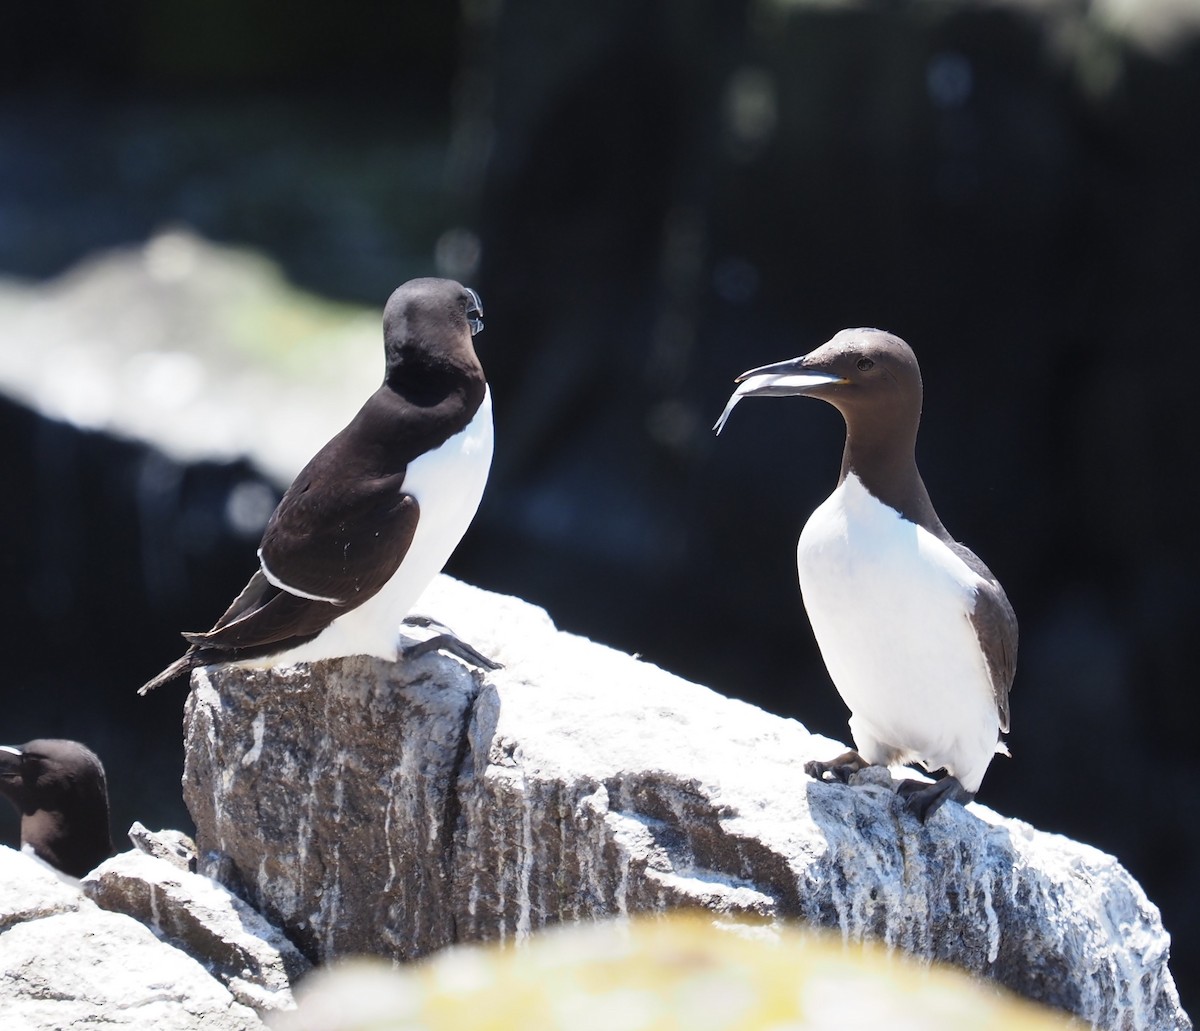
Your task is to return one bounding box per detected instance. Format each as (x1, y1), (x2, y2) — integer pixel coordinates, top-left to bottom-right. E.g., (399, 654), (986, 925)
(400, 615), (503, 671)
(896, 775), (973, 823)
(804, 750), (873, 785)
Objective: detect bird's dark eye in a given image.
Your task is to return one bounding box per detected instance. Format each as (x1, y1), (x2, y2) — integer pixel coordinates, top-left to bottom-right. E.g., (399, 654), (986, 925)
(856, 357), (874, 371)
(464, 288), (484, 336)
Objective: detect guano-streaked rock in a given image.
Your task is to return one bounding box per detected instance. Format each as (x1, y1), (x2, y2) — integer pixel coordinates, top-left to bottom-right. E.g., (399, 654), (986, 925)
(182, 575), (1190, 1031)
(0, 842), (89, 931)
(82, 848), (310, 1014)
(1, 908), (262, 1030)
(0, 846), (264, 1031)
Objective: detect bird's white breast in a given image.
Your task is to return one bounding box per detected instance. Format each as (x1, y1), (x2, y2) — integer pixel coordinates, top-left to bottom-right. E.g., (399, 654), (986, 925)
(264, 388), (494, 665)
(796, 472), (999, 791)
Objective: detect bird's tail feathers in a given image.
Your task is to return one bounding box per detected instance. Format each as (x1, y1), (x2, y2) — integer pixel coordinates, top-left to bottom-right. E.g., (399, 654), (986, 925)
(137, 655), (195, 696)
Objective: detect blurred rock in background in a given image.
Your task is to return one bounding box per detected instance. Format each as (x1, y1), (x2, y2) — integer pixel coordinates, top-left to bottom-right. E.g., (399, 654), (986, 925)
(1, 0), (1198, 1013)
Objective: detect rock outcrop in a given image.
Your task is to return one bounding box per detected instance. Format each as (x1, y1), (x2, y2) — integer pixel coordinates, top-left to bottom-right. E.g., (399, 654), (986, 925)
(183, 576), (1190, 1031)
(0, 843), (90, 932)
(0, 846), (267, 1030)
(82, 849), (310, 1014)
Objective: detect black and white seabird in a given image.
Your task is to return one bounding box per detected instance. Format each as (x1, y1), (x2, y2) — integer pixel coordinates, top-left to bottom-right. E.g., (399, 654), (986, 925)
(0, 738), (115, 878)
(138, 277), (495, 695)
(715, 328), (1017, 821)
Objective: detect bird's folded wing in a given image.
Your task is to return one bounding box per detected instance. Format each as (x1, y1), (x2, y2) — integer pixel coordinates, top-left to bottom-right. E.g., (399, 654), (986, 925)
(947, 539), (1018, 734)
(259, 471), (420, 604)
(182, 570), (344, 650)
(969, 579), (1018, 734)
(183, 479), (420, 653)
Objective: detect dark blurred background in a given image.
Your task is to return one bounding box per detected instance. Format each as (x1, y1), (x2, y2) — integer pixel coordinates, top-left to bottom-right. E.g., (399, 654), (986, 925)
(2, 0), (1198, 1011)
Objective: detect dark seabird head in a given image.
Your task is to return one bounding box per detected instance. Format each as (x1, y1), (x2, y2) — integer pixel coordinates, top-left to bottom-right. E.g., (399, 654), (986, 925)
(714, 328), (922, 438)
(382, 278), (486, 394)
(714, 328), (937, 525)
(0, 738), (115, 878)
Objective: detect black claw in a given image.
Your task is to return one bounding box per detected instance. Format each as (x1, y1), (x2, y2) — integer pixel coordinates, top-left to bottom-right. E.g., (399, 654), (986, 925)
(402, 633), (502, 671)
(401, 614), (502, 671)
(804, 750), (871, 785)
(897, 776), (973, 823)
(803, 759), (828, 779)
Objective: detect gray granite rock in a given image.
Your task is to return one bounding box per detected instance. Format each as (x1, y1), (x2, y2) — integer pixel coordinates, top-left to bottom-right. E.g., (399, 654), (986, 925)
(184, 651), (480, 963)
(128, 821), (197, 871)
(183, 576), (1191, 1031)
(0, 842), (305, 1028)
(0, 844), (89, 931)
(0, 902), (262, 1030)
(83, 849), (309, 1015)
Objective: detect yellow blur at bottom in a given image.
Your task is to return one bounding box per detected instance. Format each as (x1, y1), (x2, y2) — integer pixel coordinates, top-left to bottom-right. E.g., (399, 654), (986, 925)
(273, 913), (1082, 1031)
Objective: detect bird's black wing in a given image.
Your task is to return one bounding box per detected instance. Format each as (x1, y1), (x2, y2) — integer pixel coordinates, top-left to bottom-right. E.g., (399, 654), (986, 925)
(182, 570), (343, 651)
(951, 542), (1018, 733)
(137, 564), (357, 695)
(259, 454), (420, 599)
(149, 398), (429, 682)
(186, 487), (420, 653)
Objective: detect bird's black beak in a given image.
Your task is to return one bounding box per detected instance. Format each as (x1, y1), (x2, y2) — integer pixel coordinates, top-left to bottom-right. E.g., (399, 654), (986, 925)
(713, 357), (844, 434)
(734, 356), (843, 387)
(465, 288), (484, 336)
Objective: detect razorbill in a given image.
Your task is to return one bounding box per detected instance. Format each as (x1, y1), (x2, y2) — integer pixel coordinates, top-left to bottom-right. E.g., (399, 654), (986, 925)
(0, 738), (115, 878)
(139, 277), (495, 694)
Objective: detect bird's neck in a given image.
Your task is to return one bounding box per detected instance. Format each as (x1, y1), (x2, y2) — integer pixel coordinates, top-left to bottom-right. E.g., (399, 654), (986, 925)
(385, 355), (484, 408)
(23, 808), (68, 849)
(25, 803), (113, 869)
(839, 428), (946, 539)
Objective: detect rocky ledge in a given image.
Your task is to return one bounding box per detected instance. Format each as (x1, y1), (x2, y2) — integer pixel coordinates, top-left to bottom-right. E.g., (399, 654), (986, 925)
(0, 840), (307, 1030)
(174, 576), (1188, 1031)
